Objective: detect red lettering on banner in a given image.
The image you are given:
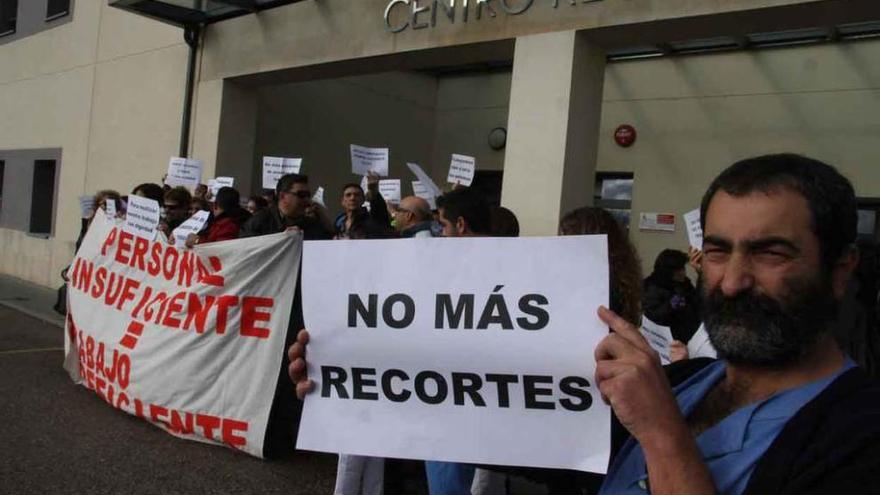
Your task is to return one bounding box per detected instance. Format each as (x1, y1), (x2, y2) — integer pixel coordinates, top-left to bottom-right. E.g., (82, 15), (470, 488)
(116, 352), (131, 389)
(91, 266), (107, 299)
(169, 410), (195, 435)
(143, 292), (167, 322)
(104, 273), (124, 306)
(161, 292), (187, 329)
(162, 248), (179, 282)
(147, 242), (162, 277)
(117, 392), (129, 410)
(196, 414), (221, 440)
(241, 297), (273, 339)
(135, 399), (145, 419)
(116, 277), (141, 311)
(69, 258), (81, 289)
(196, 256), (225, 287)
(101, 228), (118, 256)
(154, 294), (172, 326)
(214, 295), (239, 334)
(78, 260), (94, 294)
(177, 252), (195, 288)
(131, 286), (153, 320)
(150, 404), (169, 423)
(86, 368), (95, 389)
(183, 293), (215, 333)
(115, 230), (134, 265)
(95, 375), (107, 401)
(131, 236), (149, 271)
(86, 335), (96, 369)
(119, 320), (144, 350)
(222, 419), (248, 448)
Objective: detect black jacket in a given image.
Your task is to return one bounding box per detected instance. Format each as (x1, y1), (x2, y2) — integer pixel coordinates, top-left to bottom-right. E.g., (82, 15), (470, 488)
(239, 206), (332, 240)
(642, 273), (702, 343)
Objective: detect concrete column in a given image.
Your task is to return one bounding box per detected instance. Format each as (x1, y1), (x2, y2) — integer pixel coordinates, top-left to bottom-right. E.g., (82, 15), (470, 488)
(190, 79), (259, 195)
(501, 31), (606, 236)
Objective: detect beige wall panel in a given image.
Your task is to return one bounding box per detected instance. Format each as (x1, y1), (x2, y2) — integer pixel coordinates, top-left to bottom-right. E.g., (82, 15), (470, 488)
(200, 0), (840, 81)
(86, 44), (188, 196)
(0, 1), (101, 85)
(191, 79), (225, 179)
(432, 71), (511, 174)
(97, 2), (184, 62)
(252, 72), (438, 207)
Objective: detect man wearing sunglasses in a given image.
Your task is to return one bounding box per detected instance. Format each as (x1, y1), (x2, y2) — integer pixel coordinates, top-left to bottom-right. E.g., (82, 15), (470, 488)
(240, 173), (332, 240)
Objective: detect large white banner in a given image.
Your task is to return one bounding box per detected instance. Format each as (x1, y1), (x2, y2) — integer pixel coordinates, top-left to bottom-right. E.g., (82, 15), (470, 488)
(297, 236), (611, 473)
(63, 214), (301, 458)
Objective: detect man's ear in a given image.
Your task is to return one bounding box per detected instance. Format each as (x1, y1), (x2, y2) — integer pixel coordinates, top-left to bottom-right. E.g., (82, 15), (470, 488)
(456, 216), (469, 236)
(831, 245), (860, 300)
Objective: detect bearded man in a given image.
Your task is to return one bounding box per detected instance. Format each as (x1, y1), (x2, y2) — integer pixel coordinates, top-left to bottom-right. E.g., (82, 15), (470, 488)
(596, 154), (880, 495)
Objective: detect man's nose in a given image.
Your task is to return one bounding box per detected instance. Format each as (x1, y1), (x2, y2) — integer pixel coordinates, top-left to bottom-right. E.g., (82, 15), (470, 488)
(719, 253), (755, 297)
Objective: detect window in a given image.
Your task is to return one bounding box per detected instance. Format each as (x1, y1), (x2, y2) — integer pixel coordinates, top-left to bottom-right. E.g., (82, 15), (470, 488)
(46, 0), (70, 21)
(594, 172), (634, 230)
(29, 160), (56, 235)
(0, 0), (17, 36)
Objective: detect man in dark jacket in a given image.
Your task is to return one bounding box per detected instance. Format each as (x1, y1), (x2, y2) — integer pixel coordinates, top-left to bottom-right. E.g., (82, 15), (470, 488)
(595, 154), (880, 495)
(240, 173), (332, 240)
(643, 249), (702, 343)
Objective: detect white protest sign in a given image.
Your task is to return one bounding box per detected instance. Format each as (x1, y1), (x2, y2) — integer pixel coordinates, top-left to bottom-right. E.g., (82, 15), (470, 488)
(298, 236), (611, 473)
(640, 317), (673, 365)
(211, 177), (235, 197)
(79, 196), (96, 218)
(378, 179), (401, 204)
(687, 324), (718, 360)
(124, 195), (160, 241)
(262, 156), (302, 190)
(350, 145), (389, 177)
(165, 157), (203, 190)
(63, 213), (301, 458)
(412, 181), (437, 210)
(406, 162), (441, 197)
(447, 154), (476, 186)
(171, 210), (211, 246)
(104, 199), (117, 219)
(313, 187), (325, 207)
(683, 209), (703, 250)
(638, 212), (676, 233)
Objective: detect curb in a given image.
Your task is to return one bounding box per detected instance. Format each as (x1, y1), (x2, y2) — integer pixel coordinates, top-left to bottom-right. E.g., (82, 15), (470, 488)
(0, 300), (65, 329)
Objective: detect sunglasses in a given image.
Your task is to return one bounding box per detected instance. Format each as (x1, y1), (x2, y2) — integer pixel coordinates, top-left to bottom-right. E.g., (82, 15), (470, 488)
(285, 190), (312, 199)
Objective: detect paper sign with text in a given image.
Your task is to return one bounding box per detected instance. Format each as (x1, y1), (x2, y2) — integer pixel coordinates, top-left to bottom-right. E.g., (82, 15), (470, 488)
(124, 196), (161, 241)
(313, 187), (325, 207)
(172, 210), (211, 246)
(687, 324), (717, 360)
(407, 163), (441, 197)
(448, 154), (476, 186)
(638, 212), (676, 233)
(683, 209), (702, 250)
(350, 145), (389, 177)
(165, 157), (203, 190)
(211, 177), (235, 197)
(412, 181), (437, 210)
(640, 317), (673, 365)
(298, 236), (611, 473)
(105, 199), (117, 219)
(63, 213), (301, 458)
(378, 179), (401, 204)
(79, 196), (96, 218)
(262, 157), (302, 190)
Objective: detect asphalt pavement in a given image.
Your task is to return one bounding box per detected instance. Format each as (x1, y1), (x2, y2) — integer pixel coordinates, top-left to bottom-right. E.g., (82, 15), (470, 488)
(0, 302), (337, 494)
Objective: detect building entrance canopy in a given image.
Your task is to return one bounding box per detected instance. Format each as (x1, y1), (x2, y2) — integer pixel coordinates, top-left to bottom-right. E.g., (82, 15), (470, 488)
(108, 0), (308, 27)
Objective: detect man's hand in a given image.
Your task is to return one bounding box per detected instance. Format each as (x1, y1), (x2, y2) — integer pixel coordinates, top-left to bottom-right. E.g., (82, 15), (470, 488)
(184, 233), (199, 249)
(669, 340), (689, 363)
(595, 306), (686, 445)
(287, 329), (315, 400)
(595, 306), (716, 495)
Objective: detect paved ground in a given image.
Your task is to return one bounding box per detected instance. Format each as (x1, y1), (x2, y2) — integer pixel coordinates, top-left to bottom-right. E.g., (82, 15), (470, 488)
(0, 303), (337, 494)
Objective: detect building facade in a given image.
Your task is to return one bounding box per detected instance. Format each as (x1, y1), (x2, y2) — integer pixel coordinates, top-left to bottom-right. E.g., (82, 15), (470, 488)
(1, 0), (879, 287)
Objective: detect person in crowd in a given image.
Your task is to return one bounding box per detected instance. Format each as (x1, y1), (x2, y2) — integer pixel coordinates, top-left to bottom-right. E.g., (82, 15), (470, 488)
(185, 187), (250, 246)
(261, 190), (277, 207)
(435, 187), (491, 238)
(240, 173), (332, 240)
(335, 172), (391, 238)
(131, 182), (165, 206)
(489, 206), (520, 238)
(189, 197), (210, 217)
(595, 153), (880, 494)
(643, 249), (702, 344)
(246, 195), (269, 215)
(394, 196), (435, 238)
(193, 183), (209, 201)
(160, 186), (193, 240)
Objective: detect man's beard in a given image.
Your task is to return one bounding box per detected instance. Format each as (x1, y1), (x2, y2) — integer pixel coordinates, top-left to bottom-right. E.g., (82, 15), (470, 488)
(698, 272), (839, 367)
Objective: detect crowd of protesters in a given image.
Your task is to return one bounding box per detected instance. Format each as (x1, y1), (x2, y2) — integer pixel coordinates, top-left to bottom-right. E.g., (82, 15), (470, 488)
(63, 153), (880, 495)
